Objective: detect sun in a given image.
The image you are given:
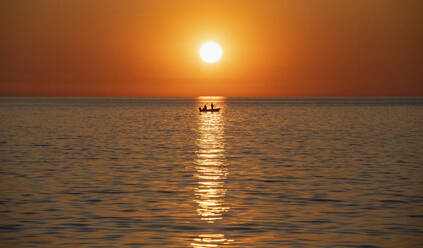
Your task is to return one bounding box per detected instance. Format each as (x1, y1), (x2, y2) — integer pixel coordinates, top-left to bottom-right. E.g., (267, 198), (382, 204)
(199, 42), (222, 63)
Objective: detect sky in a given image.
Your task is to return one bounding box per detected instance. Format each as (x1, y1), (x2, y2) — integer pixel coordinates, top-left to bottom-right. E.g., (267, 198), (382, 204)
(0, 0), (422, 97)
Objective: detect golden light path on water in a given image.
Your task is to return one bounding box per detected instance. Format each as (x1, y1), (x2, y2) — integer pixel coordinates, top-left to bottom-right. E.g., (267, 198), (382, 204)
(192, 97), (233, 248)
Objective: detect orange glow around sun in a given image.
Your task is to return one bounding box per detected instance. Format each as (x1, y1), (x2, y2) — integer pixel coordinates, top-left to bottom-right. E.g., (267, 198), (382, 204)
(0, 1), (422, 97)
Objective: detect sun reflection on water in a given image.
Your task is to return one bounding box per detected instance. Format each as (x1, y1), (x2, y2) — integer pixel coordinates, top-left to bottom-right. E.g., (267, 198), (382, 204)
(191, 234), (234, 248)
(193, 98), (232, 247)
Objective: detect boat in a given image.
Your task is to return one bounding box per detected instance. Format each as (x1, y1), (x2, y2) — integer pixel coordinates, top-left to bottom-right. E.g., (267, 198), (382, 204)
(199, 108), (220, 112)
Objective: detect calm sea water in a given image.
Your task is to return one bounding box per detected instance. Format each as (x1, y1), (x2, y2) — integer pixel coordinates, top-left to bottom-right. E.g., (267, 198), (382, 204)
(0, 97), (423, 248)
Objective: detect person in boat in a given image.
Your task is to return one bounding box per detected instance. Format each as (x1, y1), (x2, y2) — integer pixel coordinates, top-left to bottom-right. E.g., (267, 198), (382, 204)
(211, 103), (214, 110)
(203, 105), (207, 111)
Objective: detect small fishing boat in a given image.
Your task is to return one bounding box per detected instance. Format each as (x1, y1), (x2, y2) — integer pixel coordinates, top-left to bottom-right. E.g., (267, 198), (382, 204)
(199, 108), (220, 112)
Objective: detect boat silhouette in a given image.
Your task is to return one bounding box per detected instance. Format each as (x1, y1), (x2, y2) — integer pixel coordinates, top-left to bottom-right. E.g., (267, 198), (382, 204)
(199, 107), (220, 112)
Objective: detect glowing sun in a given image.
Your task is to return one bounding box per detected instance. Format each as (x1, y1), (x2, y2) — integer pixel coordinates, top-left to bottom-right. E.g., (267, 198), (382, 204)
(199, 42), (222, 63)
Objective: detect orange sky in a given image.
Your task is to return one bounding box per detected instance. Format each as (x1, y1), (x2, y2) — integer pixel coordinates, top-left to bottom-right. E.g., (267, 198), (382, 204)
(0, 0), (422, 97)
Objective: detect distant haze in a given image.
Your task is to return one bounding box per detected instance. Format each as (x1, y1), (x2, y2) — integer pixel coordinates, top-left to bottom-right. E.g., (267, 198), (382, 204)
(0, 0), (422, 97)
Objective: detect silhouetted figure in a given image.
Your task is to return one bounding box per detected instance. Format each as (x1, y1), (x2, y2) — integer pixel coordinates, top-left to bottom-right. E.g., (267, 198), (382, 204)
(203, 105), (207, 111)
(211, 103), (214, 110)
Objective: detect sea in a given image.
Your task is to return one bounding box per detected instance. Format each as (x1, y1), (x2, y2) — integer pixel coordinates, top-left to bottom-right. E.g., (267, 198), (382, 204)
(0, 97), (422, 248)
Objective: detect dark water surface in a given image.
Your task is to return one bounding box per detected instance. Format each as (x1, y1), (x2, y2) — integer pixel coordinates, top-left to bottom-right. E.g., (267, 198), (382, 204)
(0, 97), (422, 247)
